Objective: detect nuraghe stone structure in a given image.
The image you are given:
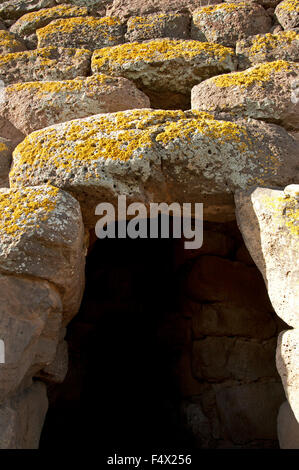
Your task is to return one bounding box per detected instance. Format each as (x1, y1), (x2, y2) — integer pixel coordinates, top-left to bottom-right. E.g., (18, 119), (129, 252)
(0, 0), (298, 449)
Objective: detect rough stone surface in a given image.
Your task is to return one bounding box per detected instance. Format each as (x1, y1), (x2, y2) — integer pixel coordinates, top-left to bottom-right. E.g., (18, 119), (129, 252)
(91, 39), (237, 109)
(0, 47), (91, 86)
(0, 30), (26, 54)
(0, 0), (55, 21)
(216, 382), (285, 444)
(193, 337), (278, 381)
(236, 30), (299, 69)
(186, 255), (278, 310)
(38, 340), (69, 383)
(125, 13), (191, 42)
(190, 301), (277, 339)
(107, 0), (221, 19)
(275, 0), (299, 29)
(37, 16), (124, 51)
(9, 109), (299, 227)
(235, 186), (299, 328)
(1, 74), (150, 135)
(0, 274), (62, 401)
(10, 4), (88, 38)
(191, 2), (271, 47)
(191, 60), (299, 130)
(0, 185), (86, 323)
(276, 329), (299, 422)
(277, 400), (299, 449)
(225, 0), (281, 7)
(0, 138), (11, 187)
(0, 382), (48, 449)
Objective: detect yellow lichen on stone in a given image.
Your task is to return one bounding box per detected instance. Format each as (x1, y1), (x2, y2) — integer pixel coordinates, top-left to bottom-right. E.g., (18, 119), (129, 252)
(92, 39), (234, 71)
(212, 60), (296, 88)
(277, 0), (299, 12)
(156, 115), (251, 152)
(37, 15), (122, 40)
(0, 142), (8, 152)
(6, 74), (114, 97)
(194, 2), (246, 17)
(0, 186), (59, 238)
(0, 30), (23, 50)
(12, 4), (88, 35)
(10, 110), (257, 187)
(127, 13), (180, 33)
(248, 31), (298, 55)
(261, 194), (299, 238)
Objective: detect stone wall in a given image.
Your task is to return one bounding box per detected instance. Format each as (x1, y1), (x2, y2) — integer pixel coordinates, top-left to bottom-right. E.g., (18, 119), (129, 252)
(0, 0), (298, 449)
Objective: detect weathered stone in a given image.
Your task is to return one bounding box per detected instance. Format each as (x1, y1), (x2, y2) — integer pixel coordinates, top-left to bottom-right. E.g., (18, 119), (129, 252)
(0, 185), (85, 323)
(0, 30), (26, 54)
(0, 382), (48, 449)
(191, 2), (271, 47)
(0, 47), (91, 86)
(216, 382), (285, 444)
(0, 118), (25, 151)
(174, 230), (235, 268)
(174, 353), (204, 397)
(276, 329), (299, 422)
(56, 0), (111, 11)
(235, 186), (299, 328)
(277, 400), (299, 449)
(91, 39), (237, 109)
(2, 74), (150, 135)
(9, 109), (299, 227)
(181, 401), (211, 447)
(0, 138), (11, 187)
(37, 16), (124, 50)
(193, 337), (277, 381)
(190, 301), (277, 339)
(186, 255), (274, 310)
(235, 244), (255, 265)
(0, 0), (55, 20)
(10, 4), (88, 37)
(225, 0), (281, 7)
(0, 275), (62, 401)
(275, 0), (299, 29)
(192, 60), (299, 130)
(125, 13), (190, 42)
(38, 340), (68, 383)
(107, 0), (220, 19)
(236, 30), (299, 69)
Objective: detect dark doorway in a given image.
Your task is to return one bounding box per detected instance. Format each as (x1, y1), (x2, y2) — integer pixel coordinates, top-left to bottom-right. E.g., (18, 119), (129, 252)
(40, 222), (194, 450)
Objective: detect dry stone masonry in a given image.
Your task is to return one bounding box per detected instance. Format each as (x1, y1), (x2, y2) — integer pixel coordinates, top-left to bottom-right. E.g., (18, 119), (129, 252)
(0, 0), (297, 450)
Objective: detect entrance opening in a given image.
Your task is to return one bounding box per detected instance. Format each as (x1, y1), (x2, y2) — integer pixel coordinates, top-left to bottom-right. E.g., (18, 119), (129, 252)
(39, 220), (286, 450)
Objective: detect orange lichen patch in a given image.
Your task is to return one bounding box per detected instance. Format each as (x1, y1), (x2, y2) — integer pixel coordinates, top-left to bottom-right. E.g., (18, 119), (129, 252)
(11, 4), (88, 35)
(260, 194), (299, 238)
(212, 60), (295, 88)
(193, 2), (246, 16)
(276, 0), (299, 12)
(0, 186), (59, 238)
(248, 30), (298, 55)
(92, 39), (234, 70)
